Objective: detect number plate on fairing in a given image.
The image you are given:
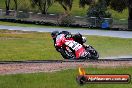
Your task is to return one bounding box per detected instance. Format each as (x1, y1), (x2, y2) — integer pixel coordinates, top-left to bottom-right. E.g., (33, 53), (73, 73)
(65, 41), (82, 51)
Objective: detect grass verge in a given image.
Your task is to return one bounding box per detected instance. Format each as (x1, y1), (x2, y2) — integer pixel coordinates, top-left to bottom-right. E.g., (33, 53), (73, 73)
(0, 21), (91, 30)
(0, 67), (132, 88)
(0, 21), (59, 28)
(0, 30), (132, 61)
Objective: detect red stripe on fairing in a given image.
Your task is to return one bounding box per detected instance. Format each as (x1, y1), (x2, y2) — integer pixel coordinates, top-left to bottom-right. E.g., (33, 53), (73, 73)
(56, 34), (65, 47)
(75, 47), (86, 59)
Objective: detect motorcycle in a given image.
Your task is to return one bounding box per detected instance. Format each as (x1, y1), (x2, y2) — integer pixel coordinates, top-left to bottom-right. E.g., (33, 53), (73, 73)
(55, 33), (99, 60)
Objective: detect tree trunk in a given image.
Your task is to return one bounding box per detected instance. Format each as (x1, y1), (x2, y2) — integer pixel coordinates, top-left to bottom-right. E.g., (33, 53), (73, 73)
(5, 0), (10, 15)
(42, 11), (46, 14)
(14, 0), (17, 11)
(128, 0), (132, 30)
(41, 1), (47, 14)
(13, 0), (17, 17)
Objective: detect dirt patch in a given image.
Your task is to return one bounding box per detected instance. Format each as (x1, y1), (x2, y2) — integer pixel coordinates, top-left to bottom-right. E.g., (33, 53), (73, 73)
(0, 61), (132, 75)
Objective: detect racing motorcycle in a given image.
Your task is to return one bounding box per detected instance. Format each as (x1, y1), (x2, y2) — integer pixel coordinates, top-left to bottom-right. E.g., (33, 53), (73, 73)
(55, 33), (99, 60)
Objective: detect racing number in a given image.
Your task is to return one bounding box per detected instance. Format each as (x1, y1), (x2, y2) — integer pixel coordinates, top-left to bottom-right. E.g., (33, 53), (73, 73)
(72, 42), (78, 49)
(65, 41), (82, 51)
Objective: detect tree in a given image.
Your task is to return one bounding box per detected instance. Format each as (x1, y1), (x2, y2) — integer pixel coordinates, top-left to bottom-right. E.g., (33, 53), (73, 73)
(87, 0), (112, 26)
(106, 0), (132, 30)
(79, 0), (94, 8)
(31, 0), (54, 14)
(55, 0), (74, 26)
(87, 0), (111, 18)
(79, 0), (132, 30)
(5, 0), (10, 15)
(5, 0), (17, 15)
(14, 0), (17, 11)
(55, 0), (73, 14)
(128, 0), (132, 29)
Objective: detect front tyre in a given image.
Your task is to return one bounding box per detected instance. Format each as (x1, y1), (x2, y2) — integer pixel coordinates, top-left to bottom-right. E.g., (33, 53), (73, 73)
(86, 45), (99, 60)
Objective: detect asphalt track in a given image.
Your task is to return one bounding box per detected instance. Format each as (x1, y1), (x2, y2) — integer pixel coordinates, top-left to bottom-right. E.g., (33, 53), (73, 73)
(0, 25), (132, 38)
(0, 58), (132, 64)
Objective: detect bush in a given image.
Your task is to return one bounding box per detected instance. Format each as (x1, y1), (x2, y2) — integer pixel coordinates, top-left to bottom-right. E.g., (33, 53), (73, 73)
(17, 12), (29, 18)
(58, 14), (75, 27)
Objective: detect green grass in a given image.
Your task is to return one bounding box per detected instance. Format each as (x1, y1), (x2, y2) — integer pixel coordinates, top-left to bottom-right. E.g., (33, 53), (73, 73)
(0, 21), (99, 30)
(87, 35), (132, 57)
(0, 67), (132, 88)
(0, 21), (86, 29)
(0, 30), (132, 61)
(0, 30), (61, 61)
(0, 21), (54, 28)
(0, 21), (83, 29)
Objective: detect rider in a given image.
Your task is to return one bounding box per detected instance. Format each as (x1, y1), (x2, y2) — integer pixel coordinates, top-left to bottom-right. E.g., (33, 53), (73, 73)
(51, 30), (87, 59)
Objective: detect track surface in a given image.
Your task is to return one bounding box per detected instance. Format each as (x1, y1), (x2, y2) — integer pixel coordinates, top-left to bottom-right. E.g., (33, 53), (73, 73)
(0, 58), (132, 64)
(0, 58), (132, 75)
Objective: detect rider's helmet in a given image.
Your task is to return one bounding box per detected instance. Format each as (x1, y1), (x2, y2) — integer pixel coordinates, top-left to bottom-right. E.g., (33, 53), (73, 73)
(60, 31), (71, 35)
(51, 31), (59, 39)
(82, 37), (86, 43)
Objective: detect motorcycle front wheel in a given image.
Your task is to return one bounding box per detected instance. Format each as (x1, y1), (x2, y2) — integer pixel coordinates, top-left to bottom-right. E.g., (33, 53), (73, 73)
(86, 45), (99, 60)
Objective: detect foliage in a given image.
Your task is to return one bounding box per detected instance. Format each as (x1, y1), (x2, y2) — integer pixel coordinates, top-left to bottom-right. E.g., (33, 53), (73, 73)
(5, 0), (17, 15)
(30, 0), (74, 14)
(108, 0), (128, 12)
(105, 0), (132, 29)
(16, 12), (29, 18)
(79, 0), (94, 8)
(0, 0), (128, 19)
(5, 0), (10, 15)
(87, 0), (112, 26)
(55, 0), (73, 11)
(78, 0), (131, 28)
(31, 0), (54, 14)
(87, 0), (111, 18)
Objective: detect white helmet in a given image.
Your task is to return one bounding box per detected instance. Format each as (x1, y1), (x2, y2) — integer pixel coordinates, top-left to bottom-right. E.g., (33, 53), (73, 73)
(82, 37), (86, 43)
